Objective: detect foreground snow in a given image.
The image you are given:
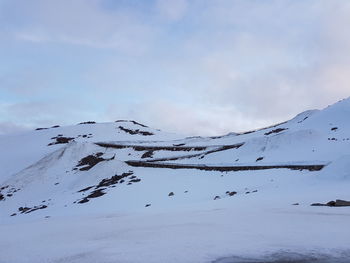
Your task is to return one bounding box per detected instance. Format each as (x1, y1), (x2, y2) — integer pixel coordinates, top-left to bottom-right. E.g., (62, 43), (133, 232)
(2, 167), (350, 263)
(2, 194), (350, 262)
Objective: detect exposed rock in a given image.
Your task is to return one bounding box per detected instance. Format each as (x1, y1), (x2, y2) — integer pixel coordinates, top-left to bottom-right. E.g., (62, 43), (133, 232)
(18, 205), (48, 214)
(115, 120), (148, 128)
(129, 178), (141, 183)
(19, 207), (30, 213)
(96, 172), (133, 188)
(141, 151), (154, 159)
(264, 128), (288, 135)
(311, 199), (350, 207)
(78, 186), (94, 193)
(86, 189), (105, 198)
(78, 189), (106, 204)
(239, 130), (255, 135)
(214, 196), (221, 200)
(145, 204), (151, 207)
(78, 198), (89, 204)
(0, 185), (9, 191)
(77, 172), (135, 204)
(78, 121), (96, 125)
(48, 136), (74, 146)
(332, 199), (350, 206)
(75, 152), (108, 171)
(311, 203), (327, 207)
(326, 201), (336, 206)
(298, 116), (309, 123)
(96, 142), (209, 152)
(168, 192), (174, 197)
(126, 160), (324, 172)
(129, 120), (148, 127)
(226, 191), (237, 196)
(256, 157), (264, 162)
(173, 143), (185, 146)
(328, 137), (337, 141)
(118, 126), (154, 136)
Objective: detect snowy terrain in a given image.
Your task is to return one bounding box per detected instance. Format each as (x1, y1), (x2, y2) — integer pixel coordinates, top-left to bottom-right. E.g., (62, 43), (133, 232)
(1, 99), (350, 263)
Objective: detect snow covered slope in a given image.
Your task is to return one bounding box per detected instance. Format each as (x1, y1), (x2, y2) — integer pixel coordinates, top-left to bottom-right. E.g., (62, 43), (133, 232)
(0, 120), (181, 183)
(1, 99), (350, 263)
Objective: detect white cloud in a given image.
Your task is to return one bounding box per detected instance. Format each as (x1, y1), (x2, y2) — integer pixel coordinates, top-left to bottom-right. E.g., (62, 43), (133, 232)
(0, 100), (100, 129)
(174, 0), (350, 128)
(1, 0), (350, 135)
(155, 0), (188, 21)
(7, 0), (157, 54)
(1, 69), (55, 95)
(0, 122), (29, 135)
(103, 99), (277, 136)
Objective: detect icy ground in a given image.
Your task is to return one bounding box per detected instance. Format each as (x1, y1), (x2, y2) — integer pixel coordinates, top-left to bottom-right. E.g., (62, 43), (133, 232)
(1, 99), (350, 262)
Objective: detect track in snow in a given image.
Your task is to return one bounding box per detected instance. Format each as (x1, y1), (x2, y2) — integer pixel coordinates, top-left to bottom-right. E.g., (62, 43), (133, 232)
(125, 161), (326, 172)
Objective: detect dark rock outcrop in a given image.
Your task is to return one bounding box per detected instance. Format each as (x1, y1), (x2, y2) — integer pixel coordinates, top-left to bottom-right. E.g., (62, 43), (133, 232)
(18, 205), (48, 214)
(226, 191), (237, 196)
(75, 152), (113, 171)
(311, 199), (350, 207)
(141, 151), (154, 159)
(118, 126), (154, 136)
(78, 121), (96, 125)
(48, 136), (74, 146)
(264, 128), (288, 135)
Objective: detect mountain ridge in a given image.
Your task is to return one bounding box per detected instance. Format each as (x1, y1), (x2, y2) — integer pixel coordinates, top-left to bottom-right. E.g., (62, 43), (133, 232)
(1, 98), (350, 263)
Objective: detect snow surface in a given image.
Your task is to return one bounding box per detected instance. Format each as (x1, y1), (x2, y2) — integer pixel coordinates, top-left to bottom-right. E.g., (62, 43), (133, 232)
(1, 100), (350, 262)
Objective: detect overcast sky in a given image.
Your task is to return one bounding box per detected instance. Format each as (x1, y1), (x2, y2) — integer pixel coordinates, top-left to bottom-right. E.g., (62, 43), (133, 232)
(1, 0), (350, 136)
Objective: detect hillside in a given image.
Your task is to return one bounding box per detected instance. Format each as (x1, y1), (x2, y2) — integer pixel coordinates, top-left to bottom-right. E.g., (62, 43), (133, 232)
(1, 99), (350, 263)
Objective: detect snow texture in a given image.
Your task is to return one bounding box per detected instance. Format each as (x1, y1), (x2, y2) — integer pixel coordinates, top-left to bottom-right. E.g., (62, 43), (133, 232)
(1, 100), (350, 263)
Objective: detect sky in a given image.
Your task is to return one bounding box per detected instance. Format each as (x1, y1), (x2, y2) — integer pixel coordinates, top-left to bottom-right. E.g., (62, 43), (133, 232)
(0, 0), (350, 136)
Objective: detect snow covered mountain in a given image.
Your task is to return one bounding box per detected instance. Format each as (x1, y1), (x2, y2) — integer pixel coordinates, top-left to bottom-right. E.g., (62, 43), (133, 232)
(1, 99), (350, 263)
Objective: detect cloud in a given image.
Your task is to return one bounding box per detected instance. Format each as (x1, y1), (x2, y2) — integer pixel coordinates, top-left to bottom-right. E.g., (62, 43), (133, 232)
(155, 0), (188, 21)
(4, 0), (157, 54)
(1, 69), (55, 96)
(0, 121), (29, 135)
(103, 99), (274, 136)
(0, 100), (101, 129)
(1, 0), (350, 135)
(173, 0), (350, 127)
